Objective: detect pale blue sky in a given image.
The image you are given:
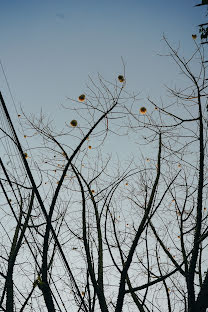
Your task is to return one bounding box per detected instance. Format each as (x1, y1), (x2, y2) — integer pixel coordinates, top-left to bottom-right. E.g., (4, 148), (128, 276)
(0, 0), (207, 167)
(0, 2), (207, 311)
(0, 0), (205, 115)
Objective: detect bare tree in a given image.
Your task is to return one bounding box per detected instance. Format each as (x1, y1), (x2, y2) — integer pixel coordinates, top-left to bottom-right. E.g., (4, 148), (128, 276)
(0, 38), (208, 312)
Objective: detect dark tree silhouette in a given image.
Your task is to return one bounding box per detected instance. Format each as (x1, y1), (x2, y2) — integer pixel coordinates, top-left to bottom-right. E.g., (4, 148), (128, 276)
(0, 38), (208, 312)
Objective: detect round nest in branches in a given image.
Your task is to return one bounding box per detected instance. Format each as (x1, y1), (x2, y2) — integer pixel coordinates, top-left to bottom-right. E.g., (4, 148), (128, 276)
(70, 120), (78, 127)
(118, 75), (125, 83)
(139, 107), (147, 115)
(78, 94), (85, 101)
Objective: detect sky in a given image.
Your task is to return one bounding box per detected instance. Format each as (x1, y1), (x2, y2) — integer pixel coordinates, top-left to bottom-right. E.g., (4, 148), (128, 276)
(0, 0), (207, 158)
(0, 2), (207, 310)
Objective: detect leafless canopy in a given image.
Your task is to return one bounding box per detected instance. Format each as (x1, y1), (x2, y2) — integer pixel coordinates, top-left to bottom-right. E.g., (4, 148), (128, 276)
(0, 39), (208, 312)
